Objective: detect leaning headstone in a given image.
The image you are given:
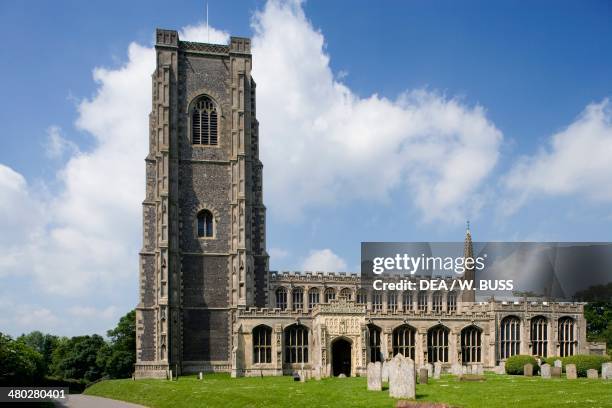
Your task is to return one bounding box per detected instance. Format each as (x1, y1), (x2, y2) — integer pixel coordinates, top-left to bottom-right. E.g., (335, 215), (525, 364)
(433, 362), (442, 379)
(451, 363), (462, 376)
(382, 360), (389, 382)
(602, 362), (612, 380)
(367, 362), (382, 391)
(418, 368), (428, 384)
(388, 354), (416, 399)
(554, 359), (562, 369)
(587, 369), (598, 379)
(566, 364), (577, 379)
(523, 364), (533, 377)
(425, 363), (433, 378)
(551, 366), (561, 378)
(540, 363), (551, 379)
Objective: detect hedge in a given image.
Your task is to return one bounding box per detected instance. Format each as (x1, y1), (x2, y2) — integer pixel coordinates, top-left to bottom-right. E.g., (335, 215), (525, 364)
(505, 355), (540, 375)
(543, 355), (611, 377)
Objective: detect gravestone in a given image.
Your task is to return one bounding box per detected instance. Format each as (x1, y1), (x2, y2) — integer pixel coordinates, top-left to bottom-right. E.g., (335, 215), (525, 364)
(338, 373), (347, 378)
(198, 372), (203, 380)
(426, 363), (433, 378)
(566, 364), (577, 379)
(388, 354), (416, 399)
(586, 369), (598, 379)
(540, 363), (551, 379)
(462, 365), (468, 375)
(472, 364), (483, 375)
(451, 363), (462, 376)
(551, 366), (561, 378)
(382, 360), (389, 382)
(602, 362), (612, 379)
(554, 359), (562, 369)
(367, 362), (382, 391)
(418, 368), (428, 384)
(523, 364), (533, 377)
(494, 362), (505, 375)
(293, 372), (300, 381)
(433, 362), (442, 379)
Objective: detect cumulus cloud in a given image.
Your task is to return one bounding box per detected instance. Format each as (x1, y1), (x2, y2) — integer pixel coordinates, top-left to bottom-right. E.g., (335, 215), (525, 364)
(45, 126), (78, 159)
(252, 0), (503, 221)
(302, 249), (347, 271)
(503, 99), (612, 213)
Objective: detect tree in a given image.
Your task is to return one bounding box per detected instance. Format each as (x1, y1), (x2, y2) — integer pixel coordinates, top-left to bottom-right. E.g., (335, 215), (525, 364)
(0, 333), (45, 385)
(52, 335), (106, 382)
(18, 331), (59, 374)
(574, 283), (612, 351)
(99, 310), (136, 378)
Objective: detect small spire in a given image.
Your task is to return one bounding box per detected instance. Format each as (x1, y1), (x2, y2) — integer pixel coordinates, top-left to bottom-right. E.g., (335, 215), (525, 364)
(466, 219), (470, 233)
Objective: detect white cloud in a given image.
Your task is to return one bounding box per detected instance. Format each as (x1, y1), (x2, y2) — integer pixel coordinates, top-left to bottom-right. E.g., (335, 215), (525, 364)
(68, 305), (119, 320)
(45, 126), (78, 159)
(252, 0), (502, 221)
(268, 247), (290, 259)
(503, 99), (612, 213)
(179, 22), (230, 43)
(302, 249), (347, 271)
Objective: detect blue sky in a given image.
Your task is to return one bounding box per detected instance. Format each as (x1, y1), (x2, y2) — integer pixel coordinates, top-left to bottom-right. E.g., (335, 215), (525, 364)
(1, 0), (611, 336)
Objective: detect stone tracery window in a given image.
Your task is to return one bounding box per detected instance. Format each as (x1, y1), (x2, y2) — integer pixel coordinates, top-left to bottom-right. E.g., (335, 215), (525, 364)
(191, 95), (218, 145)
(418, 291), (428, 312)
(558, 317), (576, 357)
(284, 324), (308, 363)
(499, 316), (521, 359)
(461, 325), (481, 363)
(308, 288), (319, 311)
(530, 316), (548, 357)
(356, 289), (366, 305)
(432, 292), (443, 313)
(275, 287), (287, 310)
(368, 325), (382, 362)
(427, 325), (449, 363)
(292, 287), (303, 311)
(403, 292), (413, 311)
(388, 292), (397, 312)
(392, 324), (416, 360)
(447, 291), (457, 313)
(372, 292), (382, 312)
(339, 288), (352, 300)
(197, 209), (213, 237)
(324, 288), (336, 303)
(253, 325), (272, 364)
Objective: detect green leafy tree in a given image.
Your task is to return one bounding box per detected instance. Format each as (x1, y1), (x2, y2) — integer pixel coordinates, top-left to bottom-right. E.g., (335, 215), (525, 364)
(0, 333), (45, 385)
(98, 310), (136, 378)
(17, 331), (59, 374)
(53, 335), (106, 382)
(574, 282), (612, 351)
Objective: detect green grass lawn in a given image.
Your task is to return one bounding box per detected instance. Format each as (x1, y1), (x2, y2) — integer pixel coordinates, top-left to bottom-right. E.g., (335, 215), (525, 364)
(85, 373), (612, 408)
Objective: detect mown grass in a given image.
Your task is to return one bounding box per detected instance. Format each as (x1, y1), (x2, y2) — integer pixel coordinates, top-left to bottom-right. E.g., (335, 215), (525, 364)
(85, 372), (612, 408)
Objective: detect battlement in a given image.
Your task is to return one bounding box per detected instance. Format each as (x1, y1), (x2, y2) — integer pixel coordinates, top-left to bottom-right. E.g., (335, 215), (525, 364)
(155, 28), (250, 56)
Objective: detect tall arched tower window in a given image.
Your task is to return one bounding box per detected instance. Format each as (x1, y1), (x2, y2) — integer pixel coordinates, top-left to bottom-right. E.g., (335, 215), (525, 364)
(253, 325), (272, 364)
(368, 325), (382, 362)
(558, 317), (576, 357)
(499, 316), (521, 359)
(530, 316), (548, 357)
(393, 325), (416, 360)
(191, 95), (218, 145)
(197, 210), (214, 237)
(427, 325), (449, 363)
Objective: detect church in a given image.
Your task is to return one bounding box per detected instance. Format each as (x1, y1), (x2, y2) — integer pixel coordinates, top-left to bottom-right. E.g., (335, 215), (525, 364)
(134, 29), (587, 379)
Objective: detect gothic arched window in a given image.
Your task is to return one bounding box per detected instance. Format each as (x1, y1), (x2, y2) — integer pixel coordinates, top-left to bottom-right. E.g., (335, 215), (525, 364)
(531, 316), (548, 357)
(372, 292), (382, 311)
(356, 289), (366, 305)
(275, 287), (287, 310)
(392, 325), (416, 360)
(558, 317), (576, 357)
(461, 325), (481, 363)
(388, 292), (397, 312)
(191, 95), (219, 145)
(253, 325), (272, 364)
(432, 292), (443, 313)
(427, 325), (449, 363)
(500, 316), (521, 359)
(308, 288), (319, 311)
(197, 209), (214, 237)
(418, 291), (428, 312)
(447, 291), (457, 313)
(368, 325), (382, 363)
(292, 287), (303, 311)
(285, 325), (308, 363)
(339, 288), (352, 300)
(324, 288), (336, 303)
(403, 292), (413, 311)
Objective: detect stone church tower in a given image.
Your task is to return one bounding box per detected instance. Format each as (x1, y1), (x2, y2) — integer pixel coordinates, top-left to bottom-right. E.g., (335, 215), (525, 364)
(135, 29), (269, 378)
